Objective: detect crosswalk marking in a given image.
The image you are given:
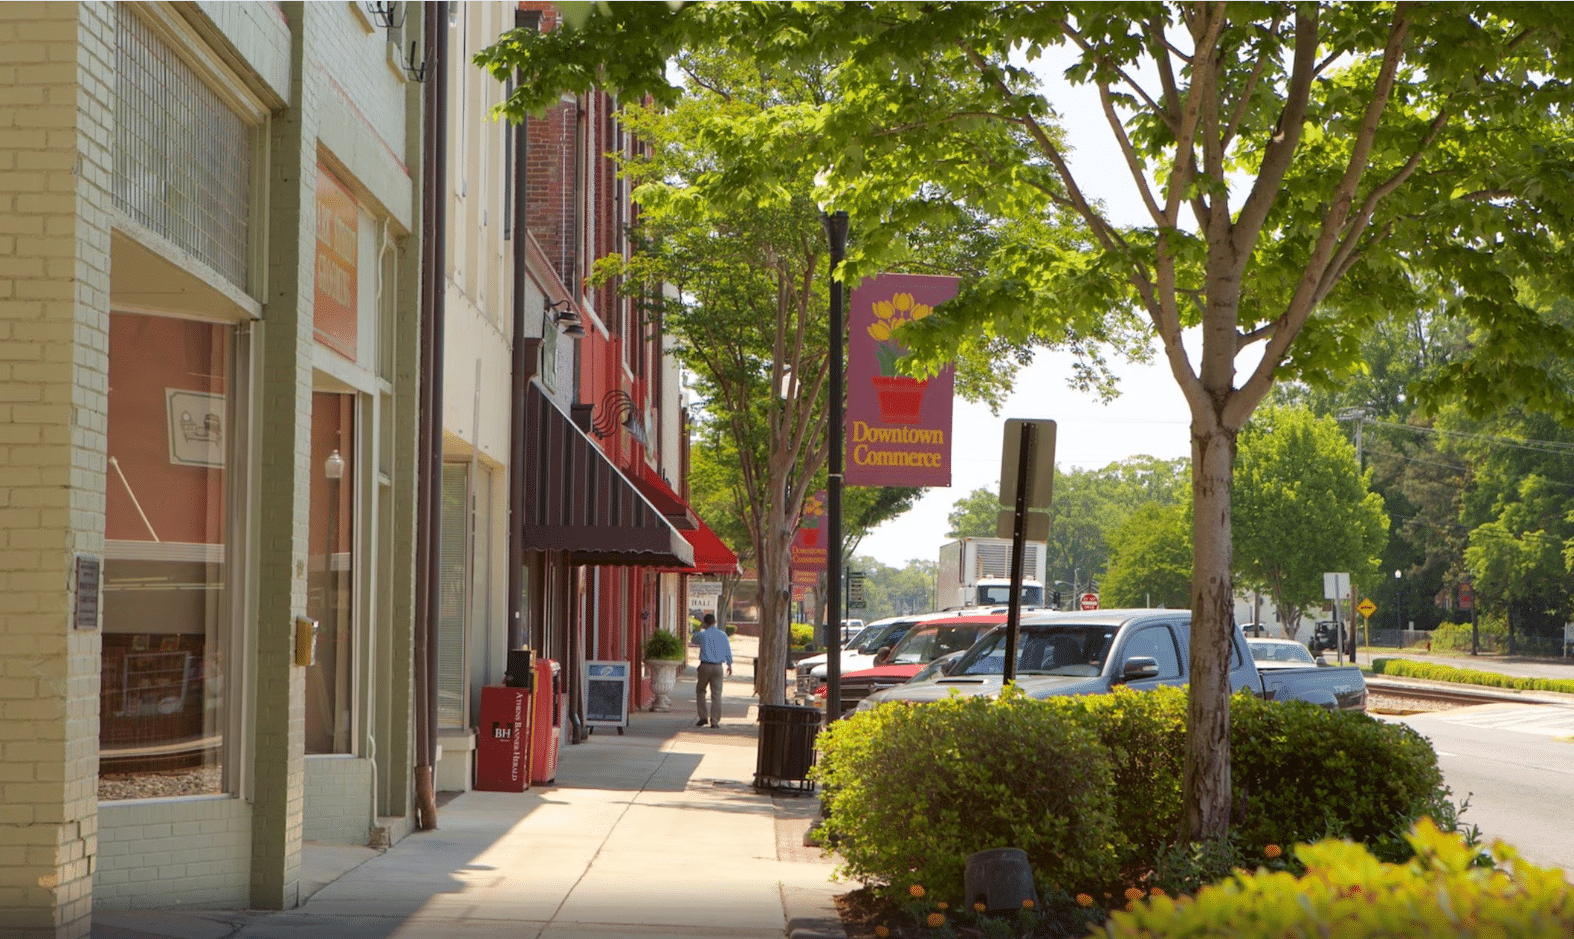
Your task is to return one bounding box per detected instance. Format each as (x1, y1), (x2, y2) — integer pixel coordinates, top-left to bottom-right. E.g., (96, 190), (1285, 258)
(1431, 704), (1574, 737)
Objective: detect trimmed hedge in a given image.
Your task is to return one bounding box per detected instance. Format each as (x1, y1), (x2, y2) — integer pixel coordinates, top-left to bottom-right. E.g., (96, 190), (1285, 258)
(1371, 657), (1574, 695)
(814, 689), (1121, 897)
(1101, 820), (1574, 938)
(1228, 693), (1451, 862)
(815, 686), (1452, 900)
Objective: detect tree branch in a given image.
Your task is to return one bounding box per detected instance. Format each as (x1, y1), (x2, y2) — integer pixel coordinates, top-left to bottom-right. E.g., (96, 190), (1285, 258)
(1098, 80), (1168, 227)
(958, 41), (1128, 254)
(1229, 4), (1321, 267)
(1219, 12), (1281, 152)
(1235, 5), (1417, 424)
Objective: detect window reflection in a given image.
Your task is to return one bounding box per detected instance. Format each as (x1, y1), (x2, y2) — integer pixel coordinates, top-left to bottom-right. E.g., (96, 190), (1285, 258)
(306, 393), (355, 754)
(100, 314), (231, 800)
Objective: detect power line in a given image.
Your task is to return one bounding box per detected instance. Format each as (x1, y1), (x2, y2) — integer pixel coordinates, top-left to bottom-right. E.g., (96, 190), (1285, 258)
(1366, 418), (1574, 456)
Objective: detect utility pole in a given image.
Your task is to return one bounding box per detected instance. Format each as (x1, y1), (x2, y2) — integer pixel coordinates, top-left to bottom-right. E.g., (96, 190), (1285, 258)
(1338, 407), (1366, 471)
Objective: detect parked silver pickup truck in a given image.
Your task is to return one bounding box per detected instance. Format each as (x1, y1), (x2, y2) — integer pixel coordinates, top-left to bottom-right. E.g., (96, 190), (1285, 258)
(856, 609), (1366, 712)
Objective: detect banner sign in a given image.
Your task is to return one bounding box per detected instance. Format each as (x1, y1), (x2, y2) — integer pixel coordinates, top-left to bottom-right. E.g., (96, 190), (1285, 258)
(845, 273), (959, 487)
(789, 490), (827, 572)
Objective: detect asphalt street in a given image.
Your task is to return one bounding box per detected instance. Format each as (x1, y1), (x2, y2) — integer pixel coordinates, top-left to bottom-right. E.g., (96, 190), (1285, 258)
(1390, 702), (1574, 875)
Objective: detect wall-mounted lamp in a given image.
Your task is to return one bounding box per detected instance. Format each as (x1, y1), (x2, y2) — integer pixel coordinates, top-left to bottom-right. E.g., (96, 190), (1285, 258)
(324, 449), (345, 481)
(547, 299), (586, 338)
(590, 389), (649, 448)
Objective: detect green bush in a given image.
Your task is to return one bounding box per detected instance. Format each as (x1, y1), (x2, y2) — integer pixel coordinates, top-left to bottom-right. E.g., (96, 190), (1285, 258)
(1103, 820), (1574, 938)
(816, 686), (1453, 901)
(813, 687), (1120, 899)
(1371, 657), (1574, 695)
(641, 628), (684, 660)
(790, 622), (817, 650)
(1051, 689), (1188, 865)
(1228, 692), (1452, 863)
(1057, 688), (1449, 872)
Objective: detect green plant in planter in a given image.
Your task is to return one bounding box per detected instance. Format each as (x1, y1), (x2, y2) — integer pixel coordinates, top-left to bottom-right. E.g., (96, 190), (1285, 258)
(643, 629), (684, 661)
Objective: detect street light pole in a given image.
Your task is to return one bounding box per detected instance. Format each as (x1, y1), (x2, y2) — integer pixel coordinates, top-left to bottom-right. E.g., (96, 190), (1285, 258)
(1394, 569), (1401, 635)
(822, 210), (848, 722)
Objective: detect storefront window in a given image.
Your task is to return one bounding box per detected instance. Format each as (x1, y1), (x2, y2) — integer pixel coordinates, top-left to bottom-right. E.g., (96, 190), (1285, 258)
(100, 313), (232, 800)
(307, 393), (356, 754)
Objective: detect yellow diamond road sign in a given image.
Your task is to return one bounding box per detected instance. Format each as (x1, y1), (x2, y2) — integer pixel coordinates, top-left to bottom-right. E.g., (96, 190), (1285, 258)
(1356, 598), (1377, 618)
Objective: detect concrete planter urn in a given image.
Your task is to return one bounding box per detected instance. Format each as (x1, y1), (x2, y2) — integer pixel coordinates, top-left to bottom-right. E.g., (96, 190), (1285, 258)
(643, 629), (685, 712)
(646, 659), (680, 712)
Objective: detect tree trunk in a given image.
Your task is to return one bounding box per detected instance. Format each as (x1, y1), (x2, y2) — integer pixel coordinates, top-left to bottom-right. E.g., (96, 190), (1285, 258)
(753, 502), (794, 705)
(1182, 422), (1239, 842)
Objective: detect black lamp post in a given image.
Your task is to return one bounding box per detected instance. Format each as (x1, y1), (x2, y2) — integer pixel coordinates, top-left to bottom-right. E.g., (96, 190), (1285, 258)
(822, 210), (848, 722)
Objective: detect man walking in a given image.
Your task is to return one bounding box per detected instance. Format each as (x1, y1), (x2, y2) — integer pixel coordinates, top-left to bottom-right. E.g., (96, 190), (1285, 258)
(694, 613), (732, 728)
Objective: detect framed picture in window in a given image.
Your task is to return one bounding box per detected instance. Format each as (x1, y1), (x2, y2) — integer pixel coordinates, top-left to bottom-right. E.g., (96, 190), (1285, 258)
(166, 389), (226, 467)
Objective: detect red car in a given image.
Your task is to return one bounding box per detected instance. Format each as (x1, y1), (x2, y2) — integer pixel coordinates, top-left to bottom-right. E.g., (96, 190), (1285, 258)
(816, 614), (1005, 716)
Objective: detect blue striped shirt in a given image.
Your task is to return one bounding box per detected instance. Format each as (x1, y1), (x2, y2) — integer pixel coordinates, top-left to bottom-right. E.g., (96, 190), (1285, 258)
(695, 626), (732, 666)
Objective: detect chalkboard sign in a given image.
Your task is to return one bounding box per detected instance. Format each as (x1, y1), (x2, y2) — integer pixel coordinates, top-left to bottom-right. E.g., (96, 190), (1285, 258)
(584, 660), (629, 729)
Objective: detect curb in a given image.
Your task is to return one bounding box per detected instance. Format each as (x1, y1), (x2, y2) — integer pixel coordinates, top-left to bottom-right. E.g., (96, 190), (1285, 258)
(1365, 673), (1574, 706)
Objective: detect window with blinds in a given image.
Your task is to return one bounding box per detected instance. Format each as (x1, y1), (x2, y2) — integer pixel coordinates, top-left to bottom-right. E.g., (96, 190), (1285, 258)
(437, 464), (472, 729)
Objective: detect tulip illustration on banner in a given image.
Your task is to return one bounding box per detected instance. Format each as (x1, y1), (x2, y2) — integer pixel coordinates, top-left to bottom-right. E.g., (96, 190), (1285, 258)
(798, 493), (824, 546)
(866, 293), (933, 424)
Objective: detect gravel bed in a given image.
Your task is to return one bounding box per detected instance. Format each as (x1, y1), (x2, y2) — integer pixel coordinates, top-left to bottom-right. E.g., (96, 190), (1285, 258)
(1365, 691), (1461, 715)
(99, 766), (223, 801)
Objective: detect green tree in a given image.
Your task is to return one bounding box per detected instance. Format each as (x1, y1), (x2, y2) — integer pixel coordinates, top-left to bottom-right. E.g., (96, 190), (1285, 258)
(687, 425), (752, 629)
(1103, 501), (1193, 610)
(484, 2), (1574, 839)
(1232, 406), (1390, 639)
(945, 487), (1000, 539)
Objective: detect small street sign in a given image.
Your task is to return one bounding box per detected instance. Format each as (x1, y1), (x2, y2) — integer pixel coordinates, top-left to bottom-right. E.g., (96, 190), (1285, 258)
(846, 571), (867, 610)
(1079, 591), (1100, 611)
(1356, 597), (1377, 618)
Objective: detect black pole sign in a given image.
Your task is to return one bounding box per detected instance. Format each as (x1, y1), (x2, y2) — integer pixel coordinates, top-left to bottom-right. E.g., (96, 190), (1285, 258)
(1001, 418), (1051, 682)
(823, 210), (849, 721)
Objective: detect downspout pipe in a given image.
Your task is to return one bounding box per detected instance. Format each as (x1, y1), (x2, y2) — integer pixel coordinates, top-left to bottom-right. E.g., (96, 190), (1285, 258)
(413, 0), (447, 831)
(508, 9), (541, 654)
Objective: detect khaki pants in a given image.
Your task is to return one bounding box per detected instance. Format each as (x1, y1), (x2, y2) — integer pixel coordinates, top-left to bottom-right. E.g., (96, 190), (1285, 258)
(695, 662), (725, 725)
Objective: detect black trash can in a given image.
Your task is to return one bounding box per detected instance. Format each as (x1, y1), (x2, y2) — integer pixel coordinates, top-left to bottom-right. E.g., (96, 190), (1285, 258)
(754, 703), (822, 792)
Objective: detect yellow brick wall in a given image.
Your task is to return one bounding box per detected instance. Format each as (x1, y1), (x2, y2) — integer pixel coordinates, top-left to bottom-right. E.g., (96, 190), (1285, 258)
(0, 4), (115, 937)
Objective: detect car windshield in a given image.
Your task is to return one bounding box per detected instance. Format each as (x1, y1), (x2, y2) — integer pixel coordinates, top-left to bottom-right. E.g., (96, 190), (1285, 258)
(886, 622), (992, 665)
(854, 621), (911, 654)
(950, 624), (1116, 678)
(910, 651), (963, 683)
(1248, 640), (1316, 665)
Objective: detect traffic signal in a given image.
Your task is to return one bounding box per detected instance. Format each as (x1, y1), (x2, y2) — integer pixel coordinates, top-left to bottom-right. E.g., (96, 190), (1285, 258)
(1052, 590), (1062, 608)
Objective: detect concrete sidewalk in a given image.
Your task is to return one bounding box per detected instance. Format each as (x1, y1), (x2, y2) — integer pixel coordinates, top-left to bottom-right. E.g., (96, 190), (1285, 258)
(93, 640), (849, 939)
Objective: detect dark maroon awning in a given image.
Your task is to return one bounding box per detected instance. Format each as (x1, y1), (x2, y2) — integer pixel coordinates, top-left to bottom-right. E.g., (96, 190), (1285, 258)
(522, 382), (695, 568)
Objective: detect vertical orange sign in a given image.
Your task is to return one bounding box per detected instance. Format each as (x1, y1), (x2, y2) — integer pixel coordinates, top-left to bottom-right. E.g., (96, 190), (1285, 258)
(314, 164), (358, 361)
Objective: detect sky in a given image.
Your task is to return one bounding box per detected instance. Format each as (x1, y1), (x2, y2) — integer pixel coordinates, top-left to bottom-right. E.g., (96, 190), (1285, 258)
(855, 50), (1196, 568)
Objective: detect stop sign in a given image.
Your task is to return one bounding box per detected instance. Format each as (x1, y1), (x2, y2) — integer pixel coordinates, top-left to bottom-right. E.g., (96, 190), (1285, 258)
(1079, 592), (1100, 610)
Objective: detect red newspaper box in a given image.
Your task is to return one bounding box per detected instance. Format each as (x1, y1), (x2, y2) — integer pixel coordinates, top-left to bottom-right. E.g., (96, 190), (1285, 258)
(530, 659), (561, 785)
(477, 685), (531, 792)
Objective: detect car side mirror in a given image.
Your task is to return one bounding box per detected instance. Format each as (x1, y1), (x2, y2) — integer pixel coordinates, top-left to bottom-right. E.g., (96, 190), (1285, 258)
(1119, 656), (1160, 683)
(873, 646), (892, 666)
(939, 658), (957, 676)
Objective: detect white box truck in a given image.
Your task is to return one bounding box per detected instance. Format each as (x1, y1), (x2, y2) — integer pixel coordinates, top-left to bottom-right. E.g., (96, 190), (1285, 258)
(936, 536), (1048, 610)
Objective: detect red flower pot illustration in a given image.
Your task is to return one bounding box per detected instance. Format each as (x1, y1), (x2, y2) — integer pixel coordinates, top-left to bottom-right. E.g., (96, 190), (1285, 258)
(872, 375), (930, 424)
(801, 528), (820, 546)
